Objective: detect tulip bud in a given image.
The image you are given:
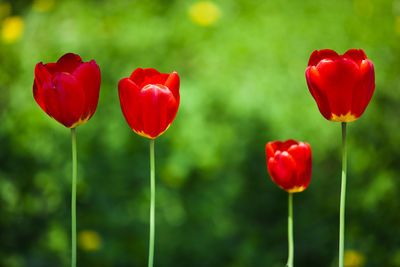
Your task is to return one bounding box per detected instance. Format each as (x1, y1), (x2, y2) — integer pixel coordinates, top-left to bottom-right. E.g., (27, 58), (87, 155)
(305, 49), (375, 122)
(33, 53), (101, 128)
(266, 140), (312, 193)
(118, 68), (180, 139)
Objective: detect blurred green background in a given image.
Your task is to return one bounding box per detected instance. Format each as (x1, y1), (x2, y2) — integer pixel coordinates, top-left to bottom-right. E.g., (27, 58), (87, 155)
(0, 0), (399, 266)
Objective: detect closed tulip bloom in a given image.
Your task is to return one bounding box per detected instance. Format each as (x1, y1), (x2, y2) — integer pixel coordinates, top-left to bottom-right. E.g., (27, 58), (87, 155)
(118, 68), (180, 139)
(305, 49), (375, 122)
(33, 53), (101, 128)
(266, 140), (312, 193)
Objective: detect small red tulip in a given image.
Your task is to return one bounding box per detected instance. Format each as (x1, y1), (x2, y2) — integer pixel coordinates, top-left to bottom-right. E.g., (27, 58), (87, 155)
(266, 140), (312, 193)
(33, 53), (101, 128)
(118, 68), (180, 139)
(305, 49), (375, 122)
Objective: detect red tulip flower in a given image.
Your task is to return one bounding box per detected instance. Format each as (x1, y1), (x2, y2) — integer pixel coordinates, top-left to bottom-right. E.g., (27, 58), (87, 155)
(118, 68), (180, 267)
(266, 139), (312, 193)
(118, 68), (180, 139)
(33, 53), (101, 267)
(305, 49), (375, 122)
(33, 53), (101, 128)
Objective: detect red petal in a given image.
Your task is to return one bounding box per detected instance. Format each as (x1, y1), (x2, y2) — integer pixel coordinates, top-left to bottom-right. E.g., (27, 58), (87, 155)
(308, 49), (339, 67)
(306, 66), (332, 120)
(287, 142), (312, 188)
(129, 68), (171, 89)
(138, 85), (178, 138)
(44, 63), (58, 75)
(73, 60), (101, 120)
(165, 71), (180, 101)
(265, 142), (277, 160)
(351, 59), (375, 118)
(33, 81), (47, 114)
(266, 140), (298, 162)
(130, 68), (159, 87)
(129, 68), (145, 85)
(35, 62), (52, 85)
(344, 49), (367, 65)
(34, 63), (52, 112)
(313, 58), (360, 118)
(42, 73), (85, 128)
(56, 53), (83, 73)
(118, 78), (143, 134)
(268, 152), (298, 191)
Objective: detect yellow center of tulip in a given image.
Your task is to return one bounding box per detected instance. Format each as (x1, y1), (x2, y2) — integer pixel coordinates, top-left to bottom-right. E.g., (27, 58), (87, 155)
(68, 115), (91, 129)
(330, 112), (358, 122)
(286, 185), (307, 193)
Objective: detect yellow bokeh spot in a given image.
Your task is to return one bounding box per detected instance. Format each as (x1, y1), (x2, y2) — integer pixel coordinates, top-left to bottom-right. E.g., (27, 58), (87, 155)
(344, 250), (366, 267)
(1, 16), (24, 43)
(0, 2), (11, 21)
(78, 230), (102, 251)
(330, 112), (358, 122)
(188, 1), (221, 27)
(33, 0), (55, 12)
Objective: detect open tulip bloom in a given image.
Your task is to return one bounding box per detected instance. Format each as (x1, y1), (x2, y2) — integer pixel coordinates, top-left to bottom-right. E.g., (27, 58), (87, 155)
(266, 140), (312, 267)
(305, 49), (375, 267)
(33, 53), (101, 267)
(118, 68), (180, 267)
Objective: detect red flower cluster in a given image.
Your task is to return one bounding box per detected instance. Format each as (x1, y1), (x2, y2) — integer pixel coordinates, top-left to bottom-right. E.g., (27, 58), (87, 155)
(305, 49), (375, 122)
(266, 140), (312, 193)
(118, 68), (180, 139)
(33, 53), (101, 128)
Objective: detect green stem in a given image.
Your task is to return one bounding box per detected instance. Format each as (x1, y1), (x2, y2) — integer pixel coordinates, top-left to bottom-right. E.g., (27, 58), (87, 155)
(71, 128), (77, 267)
(287, 193), (294, 267)
(148, 139), (155, 267)
(339, 122), (347, 267)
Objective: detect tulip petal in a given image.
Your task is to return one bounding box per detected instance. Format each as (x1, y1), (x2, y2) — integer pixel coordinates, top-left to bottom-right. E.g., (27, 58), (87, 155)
(129, 68), (145, 85)
(351, 59), (375, 117)
(308, 49), (339, 67)
(314, 58), (360, 119)
(42, 73), (85, 128)
(266, 139), (298, 159)
(165, 71), (180, 101)
(73, 60), (101, 120)
(265, 142), (277, 160)
(139, 85), (178, 138)
(306, 67), (333, 120)
(56, 53), (83, 73)
(130, 68), (158, 86)
(33, 82), (47, 114)
(142, 73), (169, 88)
(268, 152), (298, 191)
(44, 62), (58, 75)
(344, 49), (367, 65)
(130, 68), (171, 89)
(287, 142), (312, 188)
(118, 78), (143, 134)
(33, 63), (52, 112)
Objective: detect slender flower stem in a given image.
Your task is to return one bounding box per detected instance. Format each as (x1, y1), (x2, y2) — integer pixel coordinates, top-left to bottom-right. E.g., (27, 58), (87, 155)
(287, 193), (294, 267)
(71, 128), (77, 267)
(148, 139), (155, 267)
(339, 122), (347, 267)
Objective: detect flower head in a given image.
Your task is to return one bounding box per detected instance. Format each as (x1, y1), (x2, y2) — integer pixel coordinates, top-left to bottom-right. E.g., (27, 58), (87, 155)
(33, 53), (101, 128)
(266, 139), (312, 193)
(305, 49), (375, 122)
(118, 68), (180, 139)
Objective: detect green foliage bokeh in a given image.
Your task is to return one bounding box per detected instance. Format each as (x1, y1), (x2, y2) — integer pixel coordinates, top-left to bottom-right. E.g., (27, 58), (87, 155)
(0, 0), (400, 266)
